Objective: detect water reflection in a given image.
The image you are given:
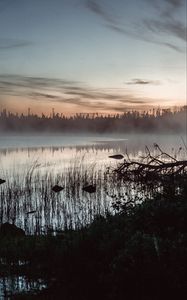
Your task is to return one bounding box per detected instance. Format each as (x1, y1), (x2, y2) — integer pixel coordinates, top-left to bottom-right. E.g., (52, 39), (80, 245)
(0, 134), (186, 234)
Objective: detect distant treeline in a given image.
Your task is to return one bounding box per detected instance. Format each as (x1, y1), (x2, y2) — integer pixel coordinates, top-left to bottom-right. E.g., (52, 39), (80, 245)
(0, 106), (186, 133)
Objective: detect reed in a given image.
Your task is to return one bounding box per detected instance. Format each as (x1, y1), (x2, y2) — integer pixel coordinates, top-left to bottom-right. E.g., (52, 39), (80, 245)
(1, 145), (185, 234)
(0, 157), (115, 234)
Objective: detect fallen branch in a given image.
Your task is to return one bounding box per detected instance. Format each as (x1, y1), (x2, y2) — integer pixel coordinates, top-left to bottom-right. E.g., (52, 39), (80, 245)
(115, 146), (187, 183)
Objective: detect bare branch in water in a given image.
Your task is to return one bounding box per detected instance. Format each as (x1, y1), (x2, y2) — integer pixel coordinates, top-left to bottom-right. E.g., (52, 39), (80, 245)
(115, 146), (187, 183)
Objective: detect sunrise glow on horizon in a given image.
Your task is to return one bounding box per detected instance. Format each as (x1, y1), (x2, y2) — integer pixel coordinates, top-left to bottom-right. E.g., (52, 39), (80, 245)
(0, 0), (186, 115)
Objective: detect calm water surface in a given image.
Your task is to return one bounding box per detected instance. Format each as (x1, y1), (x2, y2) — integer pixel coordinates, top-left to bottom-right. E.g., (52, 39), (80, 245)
(0, 133), (186, 297)
(0, 133), (186, 173)
(0, 133), (186, 234)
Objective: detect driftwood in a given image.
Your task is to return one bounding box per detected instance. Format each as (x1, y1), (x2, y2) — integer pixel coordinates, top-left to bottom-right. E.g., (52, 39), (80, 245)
(115, 145), (187, 183)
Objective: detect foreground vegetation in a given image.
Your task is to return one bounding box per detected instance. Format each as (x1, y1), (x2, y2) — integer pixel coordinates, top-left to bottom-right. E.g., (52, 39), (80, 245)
(0, 176), (187, 299)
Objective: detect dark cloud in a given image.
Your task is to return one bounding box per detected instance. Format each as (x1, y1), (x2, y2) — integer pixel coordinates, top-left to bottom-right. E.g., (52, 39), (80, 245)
(55, 97), (149, 112)
(144, 16), (186, 42)
(48, 91), (156, 113)
(119, 99), (147, 104)
(0, 74), (155, 112)
(145, 0), (185, 11)
(106, 24), (130, 36)
(163, 0), (184, 8)
(64, 90), (132, 101)
(161, 41), (183, 52)
(143, 0), (186, 42)
(29, 92), (60, 100)
(85, 0), (116, 24)
(126, 79), (161, 85)
(107, 24), (183, 52)
(85, 0), (186, 52)
(0, 38), (32, 50)
(0, 75), (80, 91)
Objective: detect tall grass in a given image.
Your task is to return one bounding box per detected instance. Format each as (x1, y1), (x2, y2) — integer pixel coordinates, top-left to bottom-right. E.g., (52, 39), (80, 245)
(1, 143), (185, 234)
(0, 276), (46, 298)
(0, 157), (117, 234)
(0, 159), (155, 234)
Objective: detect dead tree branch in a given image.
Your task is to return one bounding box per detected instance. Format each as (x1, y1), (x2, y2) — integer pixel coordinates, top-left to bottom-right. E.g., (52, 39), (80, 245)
(115, 146), (187, 183)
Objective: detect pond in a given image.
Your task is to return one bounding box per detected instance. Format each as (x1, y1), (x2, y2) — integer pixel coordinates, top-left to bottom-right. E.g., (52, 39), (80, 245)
(0, 133), (186, 298)
(0, 133), (186, 233)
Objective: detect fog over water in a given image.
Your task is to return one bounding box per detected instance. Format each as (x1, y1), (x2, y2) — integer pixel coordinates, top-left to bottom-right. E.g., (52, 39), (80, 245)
(0, 0), (186, 296)
(0, 133), (186, 235)
(0, 133), (186, 174)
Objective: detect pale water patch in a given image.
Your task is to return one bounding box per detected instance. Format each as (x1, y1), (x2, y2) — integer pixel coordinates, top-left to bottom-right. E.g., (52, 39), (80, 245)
(0, 133), (186, 297)
(0, 134), (186, 233)
(0, 133), (186, 173)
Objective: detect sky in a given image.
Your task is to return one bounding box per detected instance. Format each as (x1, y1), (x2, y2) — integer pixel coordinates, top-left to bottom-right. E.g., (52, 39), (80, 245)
(0, 0), (186, 115)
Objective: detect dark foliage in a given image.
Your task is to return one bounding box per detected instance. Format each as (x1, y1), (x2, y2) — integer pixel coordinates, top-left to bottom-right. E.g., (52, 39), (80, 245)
(0, 222), (25, 238)
(0, 178), (187, 299)
(0, 106), (186, 133)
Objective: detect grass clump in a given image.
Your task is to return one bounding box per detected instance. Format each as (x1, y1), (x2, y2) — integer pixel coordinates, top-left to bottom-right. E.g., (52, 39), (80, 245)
(0, 178), (187, 299)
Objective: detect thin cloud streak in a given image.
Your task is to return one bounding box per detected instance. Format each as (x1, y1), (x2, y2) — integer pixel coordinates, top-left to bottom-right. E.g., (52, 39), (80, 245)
(85, 0), (116, 25)
(106, 24), (184, 53)
(126, 79), (161, 85)
(143, 17), (186, 43)
(0, 38), (33, 50)
(144, 0), (186, 42)
(85, 0), (186, 52)
(165, 0), (184, 7)
(0, 74), (159, 112)
(107, 24), (183, 52)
